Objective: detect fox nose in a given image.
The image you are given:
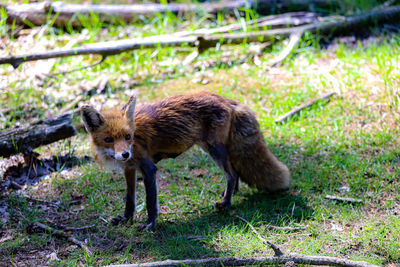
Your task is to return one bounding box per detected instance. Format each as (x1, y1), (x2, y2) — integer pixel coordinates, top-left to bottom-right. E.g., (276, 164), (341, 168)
(122, 152), (130, 159)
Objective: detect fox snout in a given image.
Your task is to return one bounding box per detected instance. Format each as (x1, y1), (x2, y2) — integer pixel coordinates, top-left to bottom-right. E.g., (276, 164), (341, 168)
(103, 148), (132, 161)
(115, 151), (131, 161)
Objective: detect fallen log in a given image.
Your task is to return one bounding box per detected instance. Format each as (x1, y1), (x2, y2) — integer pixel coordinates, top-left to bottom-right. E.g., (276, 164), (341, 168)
(2, 6), (400, 68)
(1, 1), (338, 27)
(0, 113), (77, 158)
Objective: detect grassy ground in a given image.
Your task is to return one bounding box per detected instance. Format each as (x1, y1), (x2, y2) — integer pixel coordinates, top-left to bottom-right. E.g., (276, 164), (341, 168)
(1, 2), (400, 267)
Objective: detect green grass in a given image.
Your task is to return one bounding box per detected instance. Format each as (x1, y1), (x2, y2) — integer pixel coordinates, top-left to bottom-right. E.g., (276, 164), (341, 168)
(1, 2), (400, 266)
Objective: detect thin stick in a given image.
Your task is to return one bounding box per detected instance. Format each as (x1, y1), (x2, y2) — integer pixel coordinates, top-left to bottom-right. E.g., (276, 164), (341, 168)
(58, 224), (96, 231)
(325, 195), (363, 203)
(270, 30), (303, 67)
(275, 92), (336, 124)
(265, 224), (308, 231)
(45, 56), (107, 77)
(33, 222), (91, 255)
(24, 196), (61, 208)
(236, 215), (284, 257)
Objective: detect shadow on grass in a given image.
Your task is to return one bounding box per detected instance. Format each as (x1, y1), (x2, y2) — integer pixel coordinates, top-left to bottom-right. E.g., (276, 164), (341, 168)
(124, 188), (312, 260)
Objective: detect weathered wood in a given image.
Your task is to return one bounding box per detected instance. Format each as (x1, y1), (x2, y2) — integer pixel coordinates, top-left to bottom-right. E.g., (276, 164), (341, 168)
(103, 254), (379, 267)
(1, 1), (337, 27)
(2, 6), (400, 68)
(0, 113), (77, 158)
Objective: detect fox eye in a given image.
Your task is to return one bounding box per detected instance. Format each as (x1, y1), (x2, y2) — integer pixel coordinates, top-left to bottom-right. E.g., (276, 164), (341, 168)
(125, 134), (131, 140)
(104, 137), (114, 143)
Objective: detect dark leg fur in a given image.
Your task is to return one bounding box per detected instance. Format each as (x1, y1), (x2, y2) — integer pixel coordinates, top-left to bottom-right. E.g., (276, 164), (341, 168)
(112, 168), (137, 226)
(207, 144), (238, 211)
(139, 158), (158, 231)
(221, 176), (239, 197)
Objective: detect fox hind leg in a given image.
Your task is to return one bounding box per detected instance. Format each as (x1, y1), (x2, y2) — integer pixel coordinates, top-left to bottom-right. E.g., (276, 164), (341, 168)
(221, 176), (239, 197)
(207, 144), (238, 211)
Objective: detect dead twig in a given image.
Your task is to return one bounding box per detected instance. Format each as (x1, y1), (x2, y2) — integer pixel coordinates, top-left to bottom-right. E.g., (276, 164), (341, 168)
(275, 92), (336, 124)
(45, 55), (107, 78)
(32, 222), (91, 255)
(58, 224), (96, 231)
(236, 215), (284, 257)
(265, 224), (308, 231)
(270, 30), (303, 67)
(325, 195), (363, 203)
(24, 196), (61, 208)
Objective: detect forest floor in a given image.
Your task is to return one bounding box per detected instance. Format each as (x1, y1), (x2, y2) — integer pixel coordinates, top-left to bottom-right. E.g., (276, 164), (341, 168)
(0, 1), (399, 266)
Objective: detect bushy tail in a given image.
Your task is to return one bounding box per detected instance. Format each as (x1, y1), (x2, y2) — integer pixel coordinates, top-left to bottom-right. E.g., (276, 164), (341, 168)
(227, 104), (291, 192)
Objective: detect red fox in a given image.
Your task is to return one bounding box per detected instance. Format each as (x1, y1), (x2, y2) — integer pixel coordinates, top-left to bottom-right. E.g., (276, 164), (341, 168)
(81, 93), (290, 230)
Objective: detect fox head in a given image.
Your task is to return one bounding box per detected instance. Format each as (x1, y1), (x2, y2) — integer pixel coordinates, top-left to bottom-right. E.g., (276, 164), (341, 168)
(81, 96), (137, 164)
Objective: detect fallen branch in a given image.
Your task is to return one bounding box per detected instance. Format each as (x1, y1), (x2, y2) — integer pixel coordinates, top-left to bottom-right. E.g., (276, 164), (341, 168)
(104, 254), (379, 267)
(0, 112), (77, 158)
(275, 92), (336, 123)
(325, 195), (363, 203)
(32, 222), (91, 255)
(2, 6), (400, 68)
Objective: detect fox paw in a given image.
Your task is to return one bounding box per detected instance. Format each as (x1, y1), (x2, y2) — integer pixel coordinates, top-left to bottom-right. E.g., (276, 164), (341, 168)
(215, 201), (231, 211)
(138, 221), (156, 232)
(111, 215), (131, 226)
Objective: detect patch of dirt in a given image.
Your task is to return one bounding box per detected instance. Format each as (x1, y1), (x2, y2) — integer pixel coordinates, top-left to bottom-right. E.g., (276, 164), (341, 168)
(1, 154), (92, 192)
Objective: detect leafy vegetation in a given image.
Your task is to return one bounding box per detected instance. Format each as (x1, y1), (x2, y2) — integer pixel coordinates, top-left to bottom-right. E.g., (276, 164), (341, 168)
(0, 1), (399, 266)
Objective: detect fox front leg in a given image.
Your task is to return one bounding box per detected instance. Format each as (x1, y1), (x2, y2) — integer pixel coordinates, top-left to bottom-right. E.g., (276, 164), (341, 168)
(139, 158), (158, 231)
(111, 167), (137, 225)
(207, 144), (238, 211)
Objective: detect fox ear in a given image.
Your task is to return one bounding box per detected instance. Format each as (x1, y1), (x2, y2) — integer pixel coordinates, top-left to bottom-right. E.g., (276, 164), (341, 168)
(124, 96), (137, 123)
(80, 105), (105, 132)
